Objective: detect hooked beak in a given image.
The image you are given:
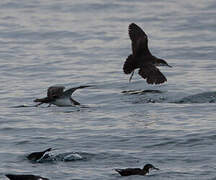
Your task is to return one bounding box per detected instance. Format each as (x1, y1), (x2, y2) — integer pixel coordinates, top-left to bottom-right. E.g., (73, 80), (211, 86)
(152, 166), (160, 170)
(167, 64), (172, 68)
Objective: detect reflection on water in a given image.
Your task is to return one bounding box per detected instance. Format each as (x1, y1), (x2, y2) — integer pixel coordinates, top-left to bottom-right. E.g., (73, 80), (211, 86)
(122, 89), (163, 95)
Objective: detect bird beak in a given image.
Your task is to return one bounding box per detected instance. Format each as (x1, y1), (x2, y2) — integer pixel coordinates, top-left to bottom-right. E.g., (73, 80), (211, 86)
(153, 166), (160, 170)
(167, 64), (172, 68)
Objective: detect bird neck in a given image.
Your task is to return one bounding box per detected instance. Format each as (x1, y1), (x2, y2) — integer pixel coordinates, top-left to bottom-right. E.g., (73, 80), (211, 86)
(142, 168), (149, 174)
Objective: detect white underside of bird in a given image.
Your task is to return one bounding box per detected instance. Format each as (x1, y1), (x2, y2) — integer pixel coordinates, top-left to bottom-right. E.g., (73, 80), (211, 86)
(52, 98), (73, 106)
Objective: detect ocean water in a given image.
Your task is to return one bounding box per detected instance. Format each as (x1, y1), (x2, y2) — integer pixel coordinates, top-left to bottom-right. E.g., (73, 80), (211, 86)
(0, 0), (216, 179)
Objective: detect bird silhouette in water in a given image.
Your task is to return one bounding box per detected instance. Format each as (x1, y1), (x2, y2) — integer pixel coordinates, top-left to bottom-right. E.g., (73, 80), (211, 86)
(27, 148), (52, 161)
(34, 85), (90, 107)
(115, 163), (159, 176)
(5, 174), (49, 180)
(123, 23), (171, 84)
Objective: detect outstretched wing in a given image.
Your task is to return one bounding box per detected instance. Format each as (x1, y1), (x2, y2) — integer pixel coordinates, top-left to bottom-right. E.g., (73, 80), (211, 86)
(62, 85), (90, 97)
(138, 64), (167, 84)
(129, 23), (148, 56)
(123, 54), (136, 74)
(47, 86), (65, 98)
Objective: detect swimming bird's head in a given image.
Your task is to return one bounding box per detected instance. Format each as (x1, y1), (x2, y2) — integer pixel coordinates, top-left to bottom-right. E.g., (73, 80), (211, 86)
(155, 58), (172, 67)
(143, 164), (159, 173)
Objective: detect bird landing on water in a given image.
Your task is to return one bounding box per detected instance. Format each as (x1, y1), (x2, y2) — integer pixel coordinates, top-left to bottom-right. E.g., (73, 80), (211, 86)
(123, 23), (172, 84)
(34, 85), (90, 107)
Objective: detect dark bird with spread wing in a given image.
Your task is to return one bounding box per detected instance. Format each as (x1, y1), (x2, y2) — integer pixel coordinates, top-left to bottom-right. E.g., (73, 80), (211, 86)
(123, 23), (171, 84)
(34, 85), (90, 107)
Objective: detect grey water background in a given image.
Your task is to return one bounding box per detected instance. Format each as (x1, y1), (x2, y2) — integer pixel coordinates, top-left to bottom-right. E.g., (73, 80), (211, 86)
(0, 0), (216, 179)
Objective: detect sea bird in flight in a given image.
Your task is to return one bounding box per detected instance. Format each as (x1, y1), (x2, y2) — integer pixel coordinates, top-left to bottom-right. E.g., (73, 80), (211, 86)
(123, 23), (171, 84)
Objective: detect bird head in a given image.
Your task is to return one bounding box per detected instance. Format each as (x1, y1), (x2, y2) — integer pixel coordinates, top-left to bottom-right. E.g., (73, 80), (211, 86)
(143, 164), (159, 173)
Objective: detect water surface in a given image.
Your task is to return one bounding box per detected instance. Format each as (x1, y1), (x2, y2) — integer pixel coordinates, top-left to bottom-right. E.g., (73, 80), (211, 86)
(0, 0), (216, 179)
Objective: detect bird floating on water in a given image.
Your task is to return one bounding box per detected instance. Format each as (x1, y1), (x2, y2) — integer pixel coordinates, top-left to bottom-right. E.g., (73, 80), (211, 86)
(27, 148), (52, 161)
(115, 163), (159, 176)
(5, 174), (49, 180)
(34, 85), (90, 107)
(123, 23), (171, 84)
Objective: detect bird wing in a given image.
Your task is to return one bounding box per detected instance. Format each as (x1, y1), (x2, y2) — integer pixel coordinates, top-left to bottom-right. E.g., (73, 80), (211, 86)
(27, 148), (52, 160)
(129, 23), (148, 56)
(62, 86), (90, 97)
(43, 148), (52, 153)
(123, 54), (136, 74)
(47, 86), (65, 98)
(138, 64), (167, 84)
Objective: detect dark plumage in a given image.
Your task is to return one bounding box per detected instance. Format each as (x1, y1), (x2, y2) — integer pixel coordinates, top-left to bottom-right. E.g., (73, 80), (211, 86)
(115, 164), (159, 176)
(123, 23), (171, 84)
(27, 148), (52, 161)
(34, 85), (90, 107)
(5, 174), (49, 180)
